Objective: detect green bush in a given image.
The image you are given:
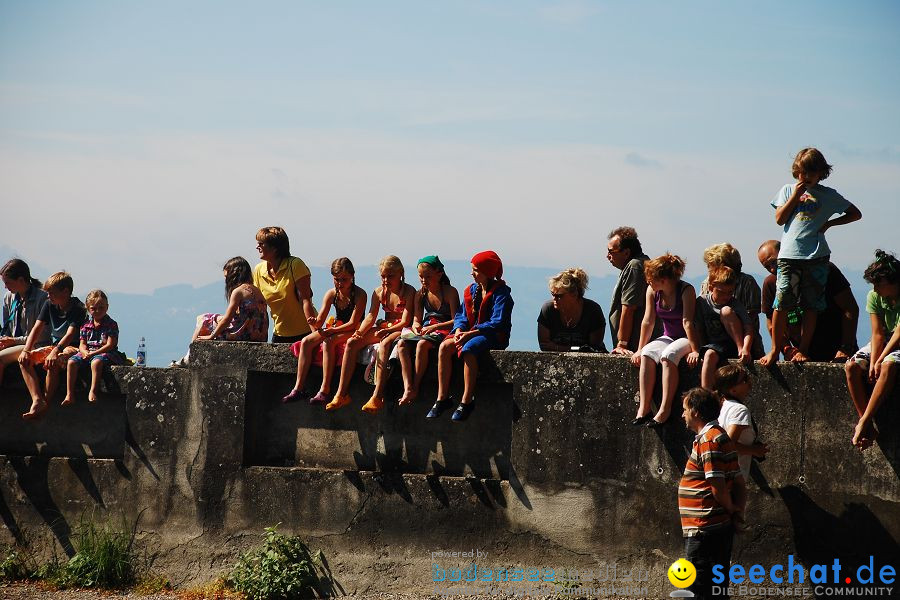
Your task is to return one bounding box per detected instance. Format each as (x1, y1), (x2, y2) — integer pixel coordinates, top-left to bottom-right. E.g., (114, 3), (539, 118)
(226, 525), (324, 599)
(0, 546), (31, 581)
(56, 514), (137, 589)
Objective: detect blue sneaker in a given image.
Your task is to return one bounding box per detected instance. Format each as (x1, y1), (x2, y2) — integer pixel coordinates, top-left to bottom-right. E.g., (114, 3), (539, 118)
(451, 402), (475, 422)
(426, 399), (452, 419)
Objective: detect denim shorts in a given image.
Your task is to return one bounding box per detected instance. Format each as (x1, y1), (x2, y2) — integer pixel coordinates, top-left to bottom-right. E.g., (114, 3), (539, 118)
(773, 256), (830, 312)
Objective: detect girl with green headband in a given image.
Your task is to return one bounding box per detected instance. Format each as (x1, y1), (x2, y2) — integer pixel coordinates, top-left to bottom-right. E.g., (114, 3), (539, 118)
(396, 256), (460, 406)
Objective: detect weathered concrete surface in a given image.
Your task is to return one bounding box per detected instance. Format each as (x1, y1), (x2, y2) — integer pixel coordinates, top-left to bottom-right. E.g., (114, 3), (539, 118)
(1, 343), (898, 597)
(0, 372), (126, 459)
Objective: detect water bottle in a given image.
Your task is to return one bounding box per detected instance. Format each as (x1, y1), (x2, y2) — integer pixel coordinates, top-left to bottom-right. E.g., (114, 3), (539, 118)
(136, 337), (147, 367)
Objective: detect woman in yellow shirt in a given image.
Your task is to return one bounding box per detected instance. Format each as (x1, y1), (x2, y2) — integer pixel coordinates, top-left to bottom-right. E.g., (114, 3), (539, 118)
(252, 227), (315, 343)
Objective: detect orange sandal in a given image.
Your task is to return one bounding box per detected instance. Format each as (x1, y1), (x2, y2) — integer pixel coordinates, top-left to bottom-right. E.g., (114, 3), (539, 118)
(325, 394), (352, 411)
(361, 396), (384, 414)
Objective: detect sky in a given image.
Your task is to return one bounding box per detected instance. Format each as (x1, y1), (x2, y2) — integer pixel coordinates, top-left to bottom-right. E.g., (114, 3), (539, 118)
(1, 1), (899, 295)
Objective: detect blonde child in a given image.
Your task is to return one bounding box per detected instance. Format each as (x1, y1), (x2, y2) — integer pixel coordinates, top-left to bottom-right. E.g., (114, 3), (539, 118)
(326, 255), (415, 413)
(63, 290), (127, 405)
(696, 266), (754, 390)
(171, 257), (268, 366)
(19, 272), (85, 419)
(630, 254), (701, 428)
(844, 250), (900, 450)
(429, 251), (513, 422)
(396, 256), (460, 406)
(282, 257), (367, 405)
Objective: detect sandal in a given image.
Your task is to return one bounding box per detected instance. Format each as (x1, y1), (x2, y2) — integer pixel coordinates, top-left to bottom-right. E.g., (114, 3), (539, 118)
(361, 396), (384, 414)
(281, 388), (307, 403)
(325, 394), (352, 411)
(308, 392), (329, 405)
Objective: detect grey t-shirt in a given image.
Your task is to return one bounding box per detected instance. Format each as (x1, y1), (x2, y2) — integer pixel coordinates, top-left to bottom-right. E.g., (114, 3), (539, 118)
(695, 292), (751, 346)
(609, 254), (659, 350)
(538, 298), (607, 350)
(701, 272), (763, 357)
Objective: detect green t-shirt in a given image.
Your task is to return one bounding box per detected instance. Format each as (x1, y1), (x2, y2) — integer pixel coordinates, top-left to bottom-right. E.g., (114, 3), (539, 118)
(866, 290), (900, 333)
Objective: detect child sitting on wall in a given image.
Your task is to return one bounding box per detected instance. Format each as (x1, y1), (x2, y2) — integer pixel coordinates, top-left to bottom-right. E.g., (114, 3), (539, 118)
(282, 257), (367, 405)
(429, 250), (513, 422)
(696, 266), (754, 391)
(64, 290), (127, 405)
(19, 272), (86, 419)
(844, 250), (900, 450)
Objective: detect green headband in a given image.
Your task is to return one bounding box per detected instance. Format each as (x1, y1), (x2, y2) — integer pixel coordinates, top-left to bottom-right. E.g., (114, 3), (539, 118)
(417, 255), (444, 270)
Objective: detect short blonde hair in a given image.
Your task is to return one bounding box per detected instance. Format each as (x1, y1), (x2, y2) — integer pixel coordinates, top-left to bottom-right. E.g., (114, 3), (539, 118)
(43, 271), (73, 294)
(85, 289), (109, 309)
(549, 268), (589, 298)
(644, 254), (685, 281)
(703, 243), (742, 272)
(708, 265), (738, 287)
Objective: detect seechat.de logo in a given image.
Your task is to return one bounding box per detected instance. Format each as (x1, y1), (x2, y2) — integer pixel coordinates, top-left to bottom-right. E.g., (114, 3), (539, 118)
(667, 558), (696, 597)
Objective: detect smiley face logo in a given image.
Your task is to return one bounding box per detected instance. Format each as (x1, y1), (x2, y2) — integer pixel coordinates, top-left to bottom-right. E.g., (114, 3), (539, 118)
(668, 558), (696, 588)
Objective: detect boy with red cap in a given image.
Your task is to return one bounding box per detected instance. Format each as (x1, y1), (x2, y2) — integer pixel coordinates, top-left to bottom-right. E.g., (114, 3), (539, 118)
(429, 250), (514, 422)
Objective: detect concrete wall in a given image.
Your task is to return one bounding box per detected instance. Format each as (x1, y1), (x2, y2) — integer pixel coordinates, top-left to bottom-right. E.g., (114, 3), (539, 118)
(0, 343), (898, 596)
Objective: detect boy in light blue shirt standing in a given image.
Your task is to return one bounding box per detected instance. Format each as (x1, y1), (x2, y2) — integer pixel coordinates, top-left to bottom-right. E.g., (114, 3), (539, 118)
(759, 148), (862, 365)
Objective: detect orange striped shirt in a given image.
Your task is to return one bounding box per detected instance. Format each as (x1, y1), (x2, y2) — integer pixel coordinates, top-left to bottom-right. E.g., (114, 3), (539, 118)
(678, 421), (741, 536)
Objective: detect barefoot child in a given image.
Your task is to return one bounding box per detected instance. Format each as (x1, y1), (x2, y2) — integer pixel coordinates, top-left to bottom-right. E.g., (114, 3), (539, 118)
(429, 250), (513, 422)
(396, 256), (459, 406)
(171, 257), (268, 366)
(696, 266), (754, 390)
(760, 148), (862, 365)
(282, 257), (367, 405)
(63, 290), (127, 405)
(630, 254), (701, 428)
(844, 250), (900, 450)
(326, 255), (415, 413)
(18, 272), (86, 419)
(714, 364), (770, 480)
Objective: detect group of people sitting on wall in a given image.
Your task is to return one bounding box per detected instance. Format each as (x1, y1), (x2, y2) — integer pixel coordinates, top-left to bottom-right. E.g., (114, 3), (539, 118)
(0, 264), (127, 419)
(1, 149), (897, 446)
(539, 230), (898, 449)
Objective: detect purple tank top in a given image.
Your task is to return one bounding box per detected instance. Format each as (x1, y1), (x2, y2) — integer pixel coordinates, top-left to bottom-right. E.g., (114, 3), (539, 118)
(655, 281), (688, 339)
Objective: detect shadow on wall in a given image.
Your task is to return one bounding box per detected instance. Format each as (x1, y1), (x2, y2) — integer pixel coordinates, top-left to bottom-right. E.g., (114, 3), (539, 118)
(873, 397), (900, 482)
(779, 485), (899, 591)
(242, 369), (515, 479)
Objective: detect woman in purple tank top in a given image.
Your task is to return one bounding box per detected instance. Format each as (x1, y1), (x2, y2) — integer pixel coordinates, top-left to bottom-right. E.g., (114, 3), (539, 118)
(630, 254), (702, 428)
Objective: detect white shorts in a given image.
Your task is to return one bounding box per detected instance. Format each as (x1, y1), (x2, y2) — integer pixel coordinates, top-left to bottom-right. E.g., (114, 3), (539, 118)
(640, 336), (692, 364)
(852, 343), (900, 368)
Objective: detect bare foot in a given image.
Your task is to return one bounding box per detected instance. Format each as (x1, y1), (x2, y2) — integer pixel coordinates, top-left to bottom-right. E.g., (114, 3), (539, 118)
(22, 399), (48, 420)
(60, 395), (75, 407)
(88, 391), (99, 403)
(398, 389), (417, 406)
(758, 350), (779, 366)
(852, 421), (879, 450)
(790, 350), (809, 363)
